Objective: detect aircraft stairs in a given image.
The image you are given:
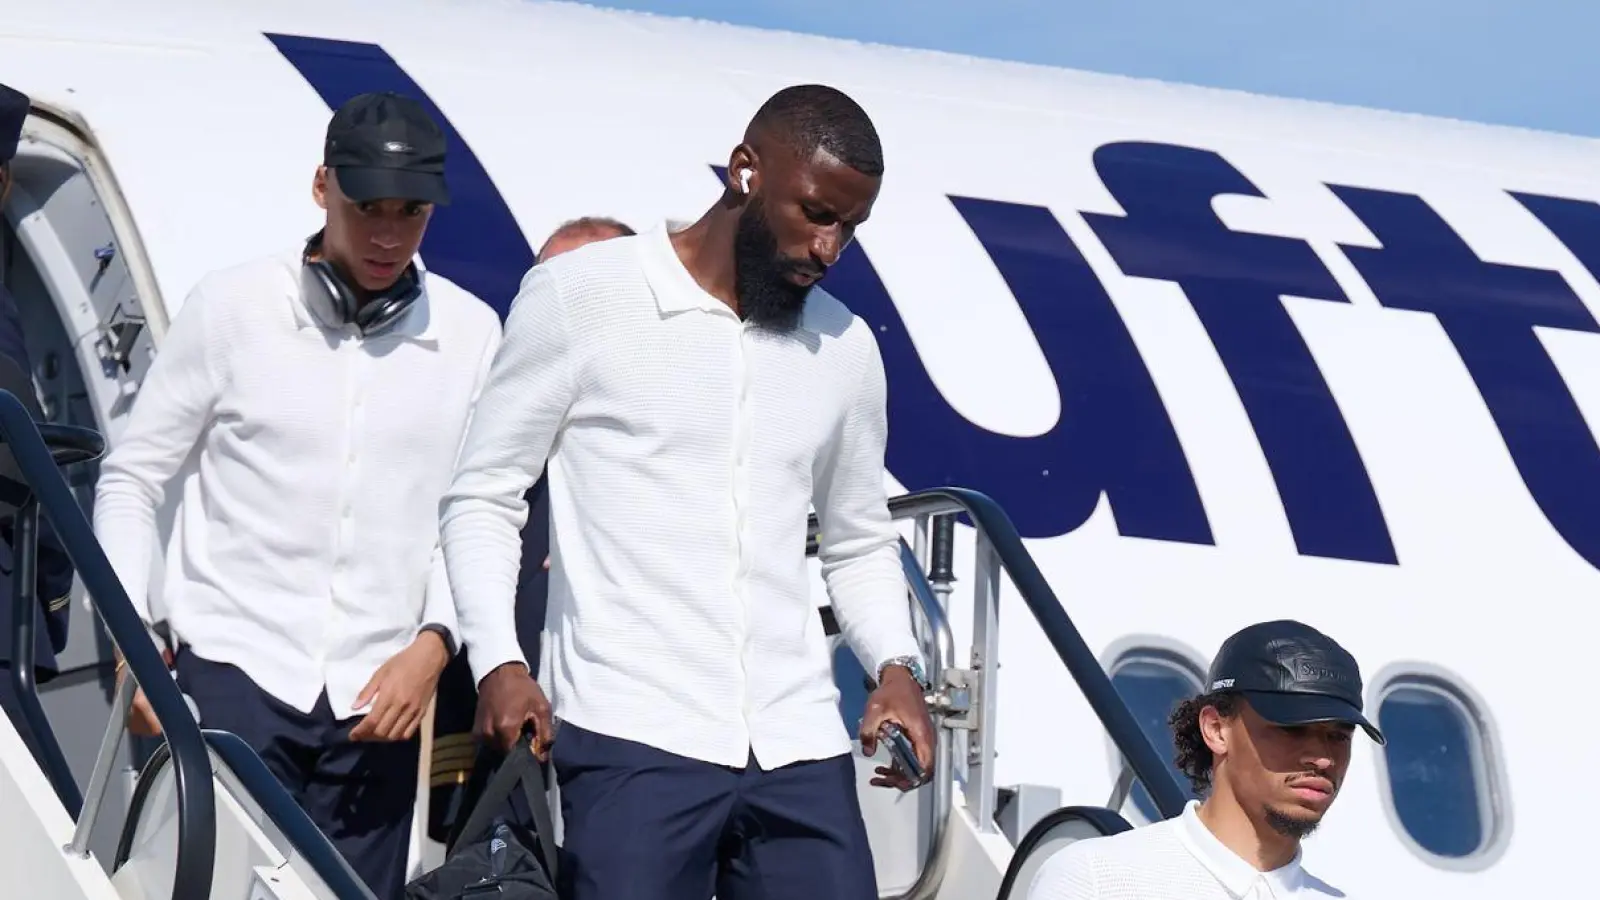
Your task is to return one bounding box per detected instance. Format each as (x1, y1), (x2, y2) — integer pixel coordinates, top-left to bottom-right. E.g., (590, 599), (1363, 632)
(0, 385), (1188, 899)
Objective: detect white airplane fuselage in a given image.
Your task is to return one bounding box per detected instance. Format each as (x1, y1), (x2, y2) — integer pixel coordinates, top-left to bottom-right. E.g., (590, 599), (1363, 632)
(3, 1), (1595, 897)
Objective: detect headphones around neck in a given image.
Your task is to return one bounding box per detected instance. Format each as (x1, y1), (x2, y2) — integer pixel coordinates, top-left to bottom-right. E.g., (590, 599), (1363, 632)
(302, 230), (422, 337)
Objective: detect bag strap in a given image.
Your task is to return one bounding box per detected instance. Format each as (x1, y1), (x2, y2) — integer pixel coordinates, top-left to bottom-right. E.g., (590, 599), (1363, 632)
(451, 731), (559, 883)
(519, 751), (559, 884)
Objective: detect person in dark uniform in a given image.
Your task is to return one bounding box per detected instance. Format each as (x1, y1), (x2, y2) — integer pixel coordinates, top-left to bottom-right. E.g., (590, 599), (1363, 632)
(426, 215), (634, 845)
(0, 82), (79, 766)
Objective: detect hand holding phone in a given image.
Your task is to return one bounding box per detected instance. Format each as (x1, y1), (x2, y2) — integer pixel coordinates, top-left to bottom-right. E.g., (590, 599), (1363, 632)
(879, 721), (928, 789)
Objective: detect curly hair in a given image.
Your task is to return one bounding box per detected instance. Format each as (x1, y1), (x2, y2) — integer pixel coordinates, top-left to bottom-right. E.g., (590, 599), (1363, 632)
(1168, 690), (1241, 795)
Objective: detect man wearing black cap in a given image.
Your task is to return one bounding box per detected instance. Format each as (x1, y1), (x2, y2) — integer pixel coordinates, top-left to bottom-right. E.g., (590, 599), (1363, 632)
(1028, 619), (1382, 899)
(0, 82), (81, 771)
(94, 91), (501, 898)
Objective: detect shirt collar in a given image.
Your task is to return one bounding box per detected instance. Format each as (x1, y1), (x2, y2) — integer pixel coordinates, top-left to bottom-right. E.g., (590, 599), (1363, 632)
(1177, 801), (1306, 898)
(637, 222), (824, 334)
(287, 246), (437, 341)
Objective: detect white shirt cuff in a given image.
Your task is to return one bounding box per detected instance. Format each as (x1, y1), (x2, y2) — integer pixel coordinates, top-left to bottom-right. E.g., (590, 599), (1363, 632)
(466, 632), (529, 689)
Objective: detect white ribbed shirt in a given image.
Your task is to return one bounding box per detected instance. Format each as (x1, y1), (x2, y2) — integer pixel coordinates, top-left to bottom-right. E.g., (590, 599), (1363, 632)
(1027, 801), (1348, 899)
(440, 223), (922, 769)
(93, 247), (502, 718)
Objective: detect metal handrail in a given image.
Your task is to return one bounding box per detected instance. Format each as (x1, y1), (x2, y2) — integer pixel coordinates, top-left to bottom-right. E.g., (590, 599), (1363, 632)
(71, 669), (135, 856)
(9, 495), (83, 814)
(806, 530), (956, 900)
(894, 540), (955, 900)
(808, 486), (1189, 828)
(205, 731), (378, 899)
(113, 733), (379, 900)
(993, 805), (1133, 900)
(0, 390), (216, 900)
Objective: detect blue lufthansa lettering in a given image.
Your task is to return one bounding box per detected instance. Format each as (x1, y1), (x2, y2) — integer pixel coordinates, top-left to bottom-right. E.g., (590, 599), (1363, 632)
(708, 165), (1213, 542)
(1337, 187), (1600, 570)
(1084, 142), (1398, 565)
(264, 45), (1600, 566)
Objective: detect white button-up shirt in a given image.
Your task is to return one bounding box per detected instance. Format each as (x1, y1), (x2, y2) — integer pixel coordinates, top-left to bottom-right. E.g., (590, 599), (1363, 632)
(93, 246), (501, 718)
(440, 224), (922, 769)
(1027, 801), (1348, 899)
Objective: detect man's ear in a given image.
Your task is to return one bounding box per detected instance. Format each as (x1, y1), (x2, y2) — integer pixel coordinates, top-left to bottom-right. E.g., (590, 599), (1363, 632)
(312, 165), (329, 210)
(1199, 703), (1230, 758)
(725, 144), (757, 200)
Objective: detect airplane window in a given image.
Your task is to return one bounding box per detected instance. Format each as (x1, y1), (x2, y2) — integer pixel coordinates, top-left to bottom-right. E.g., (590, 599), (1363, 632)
(1108, 648), (1203, 821)
(1375, 672), (1505, 864)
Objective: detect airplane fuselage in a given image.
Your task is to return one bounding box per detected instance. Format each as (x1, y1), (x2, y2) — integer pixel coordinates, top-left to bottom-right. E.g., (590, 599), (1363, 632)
(4, 1), (1595, 896)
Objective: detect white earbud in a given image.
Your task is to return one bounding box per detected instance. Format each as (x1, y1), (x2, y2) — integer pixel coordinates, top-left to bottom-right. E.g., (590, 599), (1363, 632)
(739, 169), (753, 193)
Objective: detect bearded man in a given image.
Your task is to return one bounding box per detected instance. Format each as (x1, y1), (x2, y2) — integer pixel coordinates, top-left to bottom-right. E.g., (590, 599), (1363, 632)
(437, 84), (933, 900)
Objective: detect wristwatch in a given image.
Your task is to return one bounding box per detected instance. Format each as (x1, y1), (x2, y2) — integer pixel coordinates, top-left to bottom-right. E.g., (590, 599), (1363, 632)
(877, 655), (930, 691)
(420, 622), (457, 658)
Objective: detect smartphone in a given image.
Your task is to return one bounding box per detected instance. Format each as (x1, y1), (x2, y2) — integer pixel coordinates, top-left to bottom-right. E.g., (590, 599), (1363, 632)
(878, 722), (927, 788)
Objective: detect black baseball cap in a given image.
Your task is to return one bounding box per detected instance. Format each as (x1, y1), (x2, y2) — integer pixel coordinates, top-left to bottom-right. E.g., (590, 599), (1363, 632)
(0, 83), (28, 164)
(1206, 619), (1385, 744)
(323, 92), (450, 206)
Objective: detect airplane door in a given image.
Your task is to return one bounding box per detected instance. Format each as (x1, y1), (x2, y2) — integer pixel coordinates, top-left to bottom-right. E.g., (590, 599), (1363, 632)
(1, 102), (162, 874)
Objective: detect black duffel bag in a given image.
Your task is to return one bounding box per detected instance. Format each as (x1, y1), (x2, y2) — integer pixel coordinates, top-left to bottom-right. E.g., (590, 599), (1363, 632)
(405, 731), (559, 900)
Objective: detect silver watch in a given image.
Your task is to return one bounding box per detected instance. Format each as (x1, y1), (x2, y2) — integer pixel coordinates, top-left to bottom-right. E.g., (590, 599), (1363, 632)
(878, 655), (930, 691)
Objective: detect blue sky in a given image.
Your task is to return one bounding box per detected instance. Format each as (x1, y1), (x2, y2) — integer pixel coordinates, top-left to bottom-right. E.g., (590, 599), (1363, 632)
(578, 0), (1600, 138)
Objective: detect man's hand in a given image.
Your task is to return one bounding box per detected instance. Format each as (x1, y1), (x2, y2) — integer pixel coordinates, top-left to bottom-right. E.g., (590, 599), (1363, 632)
(118, 646), (174, 738)
(475, 661), (553, 759)
(860, 665), (936, 791)
(349, 630), (451, 742)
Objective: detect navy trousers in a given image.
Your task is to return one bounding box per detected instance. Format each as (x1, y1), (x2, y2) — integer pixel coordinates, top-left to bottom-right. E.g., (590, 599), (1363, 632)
(552, 722), (877, 900)
(173, 648), (420, 900)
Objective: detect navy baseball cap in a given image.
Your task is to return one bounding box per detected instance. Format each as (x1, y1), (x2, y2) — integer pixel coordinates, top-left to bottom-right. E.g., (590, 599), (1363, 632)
(1206, 620), (1385, 745)
(323, 92), (450, 206)
(0, 83), (28, 164)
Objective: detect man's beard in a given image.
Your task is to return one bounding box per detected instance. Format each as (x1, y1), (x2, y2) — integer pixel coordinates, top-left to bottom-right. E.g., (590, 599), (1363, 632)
(733, 198), (820, 333)
(1263, 804), (1322, 840)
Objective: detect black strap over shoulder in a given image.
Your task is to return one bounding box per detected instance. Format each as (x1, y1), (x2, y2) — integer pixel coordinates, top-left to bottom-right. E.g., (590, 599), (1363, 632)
(451, 732), (559, 884)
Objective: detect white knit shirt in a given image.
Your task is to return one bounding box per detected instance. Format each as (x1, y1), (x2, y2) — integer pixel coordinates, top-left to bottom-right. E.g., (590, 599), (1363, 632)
(1028, 801), (1347, 899)
(439, 223), (922, 769)
(93, 247), (501, 719)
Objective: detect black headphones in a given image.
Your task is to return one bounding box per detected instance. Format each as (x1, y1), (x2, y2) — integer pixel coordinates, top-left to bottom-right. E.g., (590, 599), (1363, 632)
(301, 230), (422, 337)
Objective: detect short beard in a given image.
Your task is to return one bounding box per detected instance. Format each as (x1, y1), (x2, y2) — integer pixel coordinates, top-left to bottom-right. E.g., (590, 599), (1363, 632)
(733, 197), (814, 333)
(1263, 804), (1321, 840)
